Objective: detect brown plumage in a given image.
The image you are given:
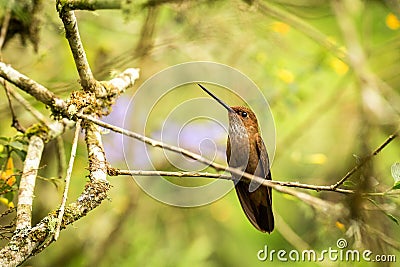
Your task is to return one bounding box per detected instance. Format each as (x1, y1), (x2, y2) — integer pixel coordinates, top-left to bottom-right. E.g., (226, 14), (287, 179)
(198, 84), (274, 233)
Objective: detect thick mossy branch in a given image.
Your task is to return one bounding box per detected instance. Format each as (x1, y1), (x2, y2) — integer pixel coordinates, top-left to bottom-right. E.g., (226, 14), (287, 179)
(57, 5), (97, 92)
(61, 180), (110, 225)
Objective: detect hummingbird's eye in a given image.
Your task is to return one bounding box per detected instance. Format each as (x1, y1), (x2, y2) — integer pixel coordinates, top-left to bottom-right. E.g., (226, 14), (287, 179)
(241, 111), (248, 118)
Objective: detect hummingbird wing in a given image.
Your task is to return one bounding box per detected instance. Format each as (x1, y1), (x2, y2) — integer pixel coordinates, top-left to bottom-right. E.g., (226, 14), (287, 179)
(228, 134), (274, 233)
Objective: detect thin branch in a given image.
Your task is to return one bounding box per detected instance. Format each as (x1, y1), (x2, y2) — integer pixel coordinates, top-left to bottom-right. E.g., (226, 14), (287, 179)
(110, 169), (231, 179)
(54, 119), (81, 240)
(8, 86), (49, 124)
(111, 169), (400, 196)
(109, 168), (354, 194)
(2, 81), (25, 132)
(56, 136), (67, 178)
(331, 131), (398, 190)
(57, 5), (97, 91)
(15, 136), (44, 230)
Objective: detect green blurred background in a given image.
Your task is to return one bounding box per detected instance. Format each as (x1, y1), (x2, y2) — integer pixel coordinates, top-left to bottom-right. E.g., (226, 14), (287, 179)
(1, 0), (400, 266)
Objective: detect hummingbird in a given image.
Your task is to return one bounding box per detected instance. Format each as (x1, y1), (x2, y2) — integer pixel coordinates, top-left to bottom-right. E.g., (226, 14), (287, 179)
(198, 84), (274, 233)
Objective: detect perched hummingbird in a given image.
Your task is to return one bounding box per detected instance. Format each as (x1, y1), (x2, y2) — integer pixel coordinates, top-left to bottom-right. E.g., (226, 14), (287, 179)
(198, 84), (274, 233)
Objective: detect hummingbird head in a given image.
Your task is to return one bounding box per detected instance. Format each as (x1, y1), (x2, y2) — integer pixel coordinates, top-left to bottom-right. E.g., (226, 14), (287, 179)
(229, 106), (259, 135)
(197, 84), (259, 135)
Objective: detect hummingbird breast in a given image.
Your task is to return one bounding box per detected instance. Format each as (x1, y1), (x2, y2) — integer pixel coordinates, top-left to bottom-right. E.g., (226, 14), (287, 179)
(227, 115), (260, 175)
(227, 132), (260, 176)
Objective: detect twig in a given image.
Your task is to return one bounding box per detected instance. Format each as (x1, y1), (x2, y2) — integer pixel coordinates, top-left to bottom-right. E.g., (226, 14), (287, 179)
(8, 87), (48, 124)
(54, 119), (81, 240)
(110, 168), (354, 194)
(110, 169), (231, 179)
(15, 136), (44, 230)
(56, 136), (67, 178)
(2, 81), (25, 132)
(331, 127), (398, 190)
(57, 5), (97, 91)
(112, 169), (400, 196)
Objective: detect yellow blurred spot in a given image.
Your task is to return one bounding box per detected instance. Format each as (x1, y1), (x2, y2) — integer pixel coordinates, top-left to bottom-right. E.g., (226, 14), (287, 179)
(329, 57), (348, 75)
(271, 21), (290, 34)
(306, 153), (327, 165)
(1, 157), (16, 186)
(276, 69), (294, 84)
(386, 13), (400, 30)
(0, 197), (13, 208)
(335, 221), (345, 231)
(0, 198), (8, 206)
(256, 52), (267, 64)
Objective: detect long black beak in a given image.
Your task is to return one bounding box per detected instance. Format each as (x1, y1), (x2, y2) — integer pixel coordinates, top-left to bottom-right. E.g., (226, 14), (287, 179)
(198, 84), (234, 113)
